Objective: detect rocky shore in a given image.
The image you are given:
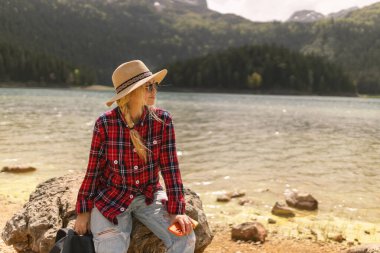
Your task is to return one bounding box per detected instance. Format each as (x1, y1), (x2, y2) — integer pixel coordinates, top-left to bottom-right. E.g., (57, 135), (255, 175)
(1, 172), (379, 253)
(0, 204), (347, 253)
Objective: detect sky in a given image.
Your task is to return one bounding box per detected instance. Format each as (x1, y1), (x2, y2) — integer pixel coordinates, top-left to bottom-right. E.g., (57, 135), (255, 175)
(206, 0), (380, 22)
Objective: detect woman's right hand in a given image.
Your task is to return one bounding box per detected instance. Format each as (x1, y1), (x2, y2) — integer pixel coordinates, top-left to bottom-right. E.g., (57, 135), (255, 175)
(74, 212), (91, 235)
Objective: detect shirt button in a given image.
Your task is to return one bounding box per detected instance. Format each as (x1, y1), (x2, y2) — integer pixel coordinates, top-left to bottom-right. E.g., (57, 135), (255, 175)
(120, 207), (125, 212)
(134, 165), (138, 170)
(114, 160), (118, 165)
(153, 140), (157, 145)
(136, 180), (139, 184)
(129, 195), (133, 199)
(133, 148), (136, 153)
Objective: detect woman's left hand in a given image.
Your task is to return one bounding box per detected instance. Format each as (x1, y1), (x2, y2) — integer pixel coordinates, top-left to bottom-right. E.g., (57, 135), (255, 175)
(169, 214), (193, 235)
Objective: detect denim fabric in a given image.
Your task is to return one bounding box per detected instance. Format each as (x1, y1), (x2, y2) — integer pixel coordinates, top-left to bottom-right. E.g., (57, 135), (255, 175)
(90, 190), (196, 253)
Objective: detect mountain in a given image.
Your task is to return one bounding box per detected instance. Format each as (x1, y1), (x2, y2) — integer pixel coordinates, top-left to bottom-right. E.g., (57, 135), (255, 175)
(0, 41), (95, 86)
(0, 0), (264, 84)
(166, 44), (355, 95)
(287, 10), (325, 23)
(327, 7), (359, 19)
(0, 0), (379, 93)
(287, 6), (359, 23)
(155, 0), (208, 9)
(343, 1), (380, 23)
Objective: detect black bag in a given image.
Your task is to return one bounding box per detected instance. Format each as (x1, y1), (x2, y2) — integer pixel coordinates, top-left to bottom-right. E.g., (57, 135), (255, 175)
(49, 228), (95, 253)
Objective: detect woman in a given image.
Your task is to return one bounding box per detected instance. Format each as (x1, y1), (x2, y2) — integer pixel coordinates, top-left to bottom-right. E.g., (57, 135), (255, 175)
(74, 60), (196, 253)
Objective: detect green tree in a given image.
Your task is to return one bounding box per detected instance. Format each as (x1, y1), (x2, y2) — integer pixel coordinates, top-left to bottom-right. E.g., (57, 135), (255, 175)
(247, 72), (262, 89)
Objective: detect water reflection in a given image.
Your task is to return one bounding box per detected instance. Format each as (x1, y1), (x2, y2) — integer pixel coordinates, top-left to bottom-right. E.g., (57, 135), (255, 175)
(0, 88), (379, 223)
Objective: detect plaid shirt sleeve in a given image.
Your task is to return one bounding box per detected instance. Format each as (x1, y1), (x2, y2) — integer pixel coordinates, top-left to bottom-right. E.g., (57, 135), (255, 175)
(159, 113), (186, 214)
(76, 117), (106, 214)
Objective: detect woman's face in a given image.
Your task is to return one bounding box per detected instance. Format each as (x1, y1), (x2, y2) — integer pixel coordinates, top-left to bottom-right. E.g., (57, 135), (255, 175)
(144, 81), (158, 106)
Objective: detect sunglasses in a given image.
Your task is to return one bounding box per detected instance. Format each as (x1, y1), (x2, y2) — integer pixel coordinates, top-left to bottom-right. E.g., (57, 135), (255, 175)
(145, 82), (159, 92)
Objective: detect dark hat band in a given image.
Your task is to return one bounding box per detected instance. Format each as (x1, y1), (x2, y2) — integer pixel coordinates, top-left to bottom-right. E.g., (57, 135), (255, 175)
(116, 71), (152, 94)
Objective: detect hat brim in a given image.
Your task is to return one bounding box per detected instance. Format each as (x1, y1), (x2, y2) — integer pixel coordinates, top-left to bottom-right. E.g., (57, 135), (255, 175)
(105, 69), (167, 107)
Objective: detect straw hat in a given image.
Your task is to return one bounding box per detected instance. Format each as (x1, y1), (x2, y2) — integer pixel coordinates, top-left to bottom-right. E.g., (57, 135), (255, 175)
(106, 60), (167, 106)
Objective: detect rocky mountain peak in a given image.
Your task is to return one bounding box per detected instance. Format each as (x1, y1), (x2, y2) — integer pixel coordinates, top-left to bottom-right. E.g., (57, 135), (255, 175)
(287, 10), (324, 23)
(287, 6), (359, 23)
(152, 0), (208, 10)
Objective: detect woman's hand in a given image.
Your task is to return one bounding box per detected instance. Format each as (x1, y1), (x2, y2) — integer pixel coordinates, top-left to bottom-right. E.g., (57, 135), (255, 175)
(169, 214), (193, 235)
(74, 212), (91, 235)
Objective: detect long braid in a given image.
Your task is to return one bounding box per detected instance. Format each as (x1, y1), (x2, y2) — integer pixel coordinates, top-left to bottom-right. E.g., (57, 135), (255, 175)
(117, 88), (148, 163)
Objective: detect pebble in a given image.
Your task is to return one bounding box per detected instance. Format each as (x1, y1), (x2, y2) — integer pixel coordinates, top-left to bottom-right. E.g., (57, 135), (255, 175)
(328, 234), (345, 243)
(1, 166), (37, 173)
(271, 202), (296, 218)
(229, 190), (246, 198)
(217, 195), (231, 202)
(238, 198), (253, 206)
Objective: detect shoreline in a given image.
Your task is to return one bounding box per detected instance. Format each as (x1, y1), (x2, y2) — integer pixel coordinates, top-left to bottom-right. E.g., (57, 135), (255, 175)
(1, 83), (374, 98)
(0, 198), (346, 253)
(1, 192), (378, 253)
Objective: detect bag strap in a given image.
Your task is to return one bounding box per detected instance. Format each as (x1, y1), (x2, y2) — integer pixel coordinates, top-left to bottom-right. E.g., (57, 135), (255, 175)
(55, 228), (70, 243)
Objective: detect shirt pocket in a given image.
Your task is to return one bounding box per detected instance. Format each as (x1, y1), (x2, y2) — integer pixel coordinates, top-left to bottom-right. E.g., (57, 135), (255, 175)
(108, 160), (127, 186)
(147, 137), (162, 162)
(105, 139), (131, 162)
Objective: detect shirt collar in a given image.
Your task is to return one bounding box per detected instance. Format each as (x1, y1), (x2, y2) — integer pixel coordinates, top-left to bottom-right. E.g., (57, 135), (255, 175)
(117, 105), (148, 128)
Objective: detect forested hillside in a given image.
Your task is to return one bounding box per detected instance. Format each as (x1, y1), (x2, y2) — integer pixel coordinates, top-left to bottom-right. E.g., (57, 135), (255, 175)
(0, 42), (94, 86)
(0, 0), (379, 93)
(166, 44), (355, 95)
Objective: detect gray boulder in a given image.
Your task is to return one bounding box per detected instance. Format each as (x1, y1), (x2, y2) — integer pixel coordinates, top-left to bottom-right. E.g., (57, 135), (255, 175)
(285, 190), (318, 211)
(347, 244), (380, 253)
(1, 174), (213, 253)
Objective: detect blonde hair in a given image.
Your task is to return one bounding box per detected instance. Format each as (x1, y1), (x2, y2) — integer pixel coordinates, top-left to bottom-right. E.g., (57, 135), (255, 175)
(117, 86), (149, 162)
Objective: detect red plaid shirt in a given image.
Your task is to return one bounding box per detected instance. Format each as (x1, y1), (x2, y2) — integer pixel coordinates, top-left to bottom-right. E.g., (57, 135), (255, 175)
(76, 106), (185, 223)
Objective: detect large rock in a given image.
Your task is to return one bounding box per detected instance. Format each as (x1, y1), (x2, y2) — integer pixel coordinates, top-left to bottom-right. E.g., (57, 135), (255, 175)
(284, 189), (318, 211)
(271, 202), (295, 218)
(1, 174), (213, 253)
(347, 244), (380, 253)
(231, 222), (267, 243)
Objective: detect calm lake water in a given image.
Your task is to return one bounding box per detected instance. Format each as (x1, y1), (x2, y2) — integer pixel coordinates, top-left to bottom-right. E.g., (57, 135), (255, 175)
(0, 88), (379, 224)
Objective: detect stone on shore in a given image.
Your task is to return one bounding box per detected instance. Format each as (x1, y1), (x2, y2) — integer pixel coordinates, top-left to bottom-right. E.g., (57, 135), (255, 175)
(328, 233), (345, 243)
(228, 190), (246, 198)
(1, 166), (37, 173)
(216, 194), (231, 202)
(216, 190), (246, 202)
(271, 202), (295, 218)
(238, 198), (254, 206)
(1, 174), (213, 253)
(231, 222), (267, 243)
(284, 189), (318, 211)
(346, 243), (380, 253)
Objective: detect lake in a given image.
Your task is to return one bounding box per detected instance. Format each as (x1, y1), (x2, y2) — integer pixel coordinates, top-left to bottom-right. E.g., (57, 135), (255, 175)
(0, 87), (379, 225)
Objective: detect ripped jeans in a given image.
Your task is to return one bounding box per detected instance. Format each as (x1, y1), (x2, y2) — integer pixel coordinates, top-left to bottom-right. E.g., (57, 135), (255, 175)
(90, 190), (196, 253)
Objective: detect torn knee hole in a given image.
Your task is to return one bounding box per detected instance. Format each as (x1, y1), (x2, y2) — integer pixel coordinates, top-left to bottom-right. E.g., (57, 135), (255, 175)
(96, 228), (120, 239)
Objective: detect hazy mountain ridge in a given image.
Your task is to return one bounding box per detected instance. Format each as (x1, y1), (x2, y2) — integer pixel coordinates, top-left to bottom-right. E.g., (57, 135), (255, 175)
(287, 6), (360, 23)
(0, 0), (379, 93)
(288, 10), (325, 23)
